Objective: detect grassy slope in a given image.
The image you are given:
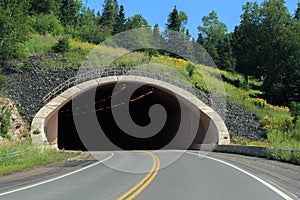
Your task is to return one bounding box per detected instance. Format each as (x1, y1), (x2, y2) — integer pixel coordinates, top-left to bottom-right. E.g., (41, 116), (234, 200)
(0, 141), (79, 176)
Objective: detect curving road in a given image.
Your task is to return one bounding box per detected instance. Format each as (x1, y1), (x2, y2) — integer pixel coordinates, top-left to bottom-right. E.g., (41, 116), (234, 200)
(0, 151), (295, 200)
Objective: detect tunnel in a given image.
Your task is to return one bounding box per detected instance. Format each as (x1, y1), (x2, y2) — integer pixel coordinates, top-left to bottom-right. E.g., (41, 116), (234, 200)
(31, 76), (229, 150)
(57, 82), (207, 151)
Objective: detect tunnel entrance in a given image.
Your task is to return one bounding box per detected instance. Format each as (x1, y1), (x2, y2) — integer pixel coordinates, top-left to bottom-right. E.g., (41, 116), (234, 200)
(57, 81), (204, 151)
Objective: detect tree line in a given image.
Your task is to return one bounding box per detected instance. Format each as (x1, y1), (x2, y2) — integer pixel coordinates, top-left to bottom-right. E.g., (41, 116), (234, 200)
(0, 0), (299, 107)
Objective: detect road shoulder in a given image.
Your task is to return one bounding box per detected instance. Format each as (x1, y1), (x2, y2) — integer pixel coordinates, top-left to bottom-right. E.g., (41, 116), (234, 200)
(0, 152), (110, 194)
(206, 151), (300, 199)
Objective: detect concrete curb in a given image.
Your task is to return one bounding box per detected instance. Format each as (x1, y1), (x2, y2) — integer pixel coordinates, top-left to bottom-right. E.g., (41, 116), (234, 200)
(190, 144), (269, 158)
(214, 145), (268, 158)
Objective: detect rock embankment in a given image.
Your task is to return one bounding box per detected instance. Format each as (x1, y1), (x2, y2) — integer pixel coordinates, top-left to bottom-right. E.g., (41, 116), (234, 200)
(3, 67), (77, 123)
(0, 98), (28, 142)
(194, 91), (265, 141)
(2, 65), (265, 142)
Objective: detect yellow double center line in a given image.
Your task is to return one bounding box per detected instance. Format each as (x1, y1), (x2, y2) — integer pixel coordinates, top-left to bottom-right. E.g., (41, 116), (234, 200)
(118, 151), (160, 200)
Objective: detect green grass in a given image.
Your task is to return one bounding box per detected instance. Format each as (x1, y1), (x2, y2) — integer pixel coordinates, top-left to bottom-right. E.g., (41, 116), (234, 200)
(24, 34), (57, 55)
(0, 141), (77, 176)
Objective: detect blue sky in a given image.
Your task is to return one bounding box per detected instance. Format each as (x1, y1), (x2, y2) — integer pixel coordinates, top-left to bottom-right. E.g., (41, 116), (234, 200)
(86, 0), (298, 38)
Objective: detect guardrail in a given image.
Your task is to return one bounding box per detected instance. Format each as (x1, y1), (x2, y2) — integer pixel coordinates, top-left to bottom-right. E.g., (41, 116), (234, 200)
(42, 66), (195, 104)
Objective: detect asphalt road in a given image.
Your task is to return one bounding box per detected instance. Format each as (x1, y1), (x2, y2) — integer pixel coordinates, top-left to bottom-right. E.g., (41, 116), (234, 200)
(0, 151), (295, 200)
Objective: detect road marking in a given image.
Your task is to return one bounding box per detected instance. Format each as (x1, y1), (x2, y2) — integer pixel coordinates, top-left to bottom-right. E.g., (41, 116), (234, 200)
(185, 151), (294, 200)
(0, 152), (114, 197)
(118, 151), (160, 200)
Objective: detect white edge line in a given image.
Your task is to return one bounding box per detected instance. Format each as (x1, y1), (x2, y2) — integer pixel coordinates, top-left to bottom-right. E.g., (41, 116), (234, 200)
(185, 151), (294, 200)
(0, 152), (114, 197)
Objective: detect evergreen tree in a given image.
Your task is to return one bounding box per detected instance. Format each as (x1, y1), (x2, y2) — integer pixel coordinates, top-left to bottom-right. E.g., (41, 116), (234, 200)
(216, 34), (236, 71)
(166, 6), (187, 32)
(197, 33), (205, 46)
(59, 0), (82, 27)
(152, 24), (164, 49)
(260, 0), (295, 105)
(96, 11), (101, 22)
(113, 5), (126, 34)
(100, 0), (117, 30)
(164, 7), (190, 59)
(77, 6), (96, 27)
(295, 2), (300, 20)
(166, 6), (180, 32)
(232, 2), (261, 82)
(29, 0), (59, 15)
(285, 16), (300, 104)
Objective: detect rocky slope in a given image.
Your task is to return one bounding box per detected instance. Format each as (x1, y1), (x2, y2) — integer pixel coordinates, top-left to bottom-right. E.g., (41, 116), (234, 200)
(0, 98), (28, 142)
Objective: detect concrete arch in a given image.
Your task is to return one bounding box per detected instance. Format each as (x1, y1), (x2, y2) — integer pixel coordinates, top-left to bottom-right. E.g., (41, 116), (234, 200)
(31, 76), (230, 149)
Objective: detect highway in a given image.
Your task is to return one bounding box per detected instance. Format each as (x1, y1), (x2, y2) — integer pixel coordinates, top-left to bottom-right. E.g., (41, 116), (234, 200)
(0, 151), (294, 200)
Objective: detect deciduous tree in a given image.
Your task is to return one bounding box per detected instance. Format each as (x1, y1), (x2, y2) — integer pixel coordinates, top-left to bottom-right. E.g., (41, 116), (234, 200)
(198, 11), (235, 70)
(0, 0), (31, 62)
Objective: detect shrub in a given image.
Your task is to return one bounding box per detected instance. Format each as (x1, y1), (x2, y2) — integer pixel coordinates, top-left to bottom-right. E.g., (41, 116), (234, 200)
(267, 146), (300, 165)
(186, 63), (195, 77)
(0, 105), (12, 136)
(52, 37), (71, 53)
(22, 58), (34, 71)
(290, 101), (300, 124)
(24, 35), (57, 55)
(33, 13), (63, 36)
(261, 115), (293, 135)
(0, 74), (7, 92)
(32, 129), (41, 135)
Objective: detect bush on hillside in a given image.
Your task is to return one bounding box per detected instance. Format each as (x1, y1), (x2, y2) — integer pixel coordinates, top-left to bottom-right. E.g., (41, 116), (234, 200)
(32, 13), (63, 36)
(52, 37), (71, 53)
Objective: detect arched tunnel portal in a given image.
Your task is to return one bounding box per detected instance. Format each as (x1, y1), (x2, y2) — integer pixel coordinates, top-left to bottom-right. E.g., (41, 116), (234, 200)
(31, 76), (229, 151)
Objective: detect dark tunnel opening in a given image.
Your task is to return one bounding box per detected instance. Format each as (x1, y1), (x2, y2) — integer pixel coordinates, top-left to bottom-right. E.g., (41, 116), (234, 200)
(58, 82), (202, 151)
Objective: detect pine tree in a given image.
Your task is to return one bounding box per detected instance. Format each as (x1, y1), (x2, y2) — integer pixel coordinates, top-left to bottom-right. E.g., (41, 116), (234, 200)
(152, 24), (164, 48)
(100, 0), (117, 31)
(166, 6), (180, 32)
(185, 29), (190, 37)
(29, 0), (59, 15)
(295, 2), (300, 20)
(260, 0), (294, 105)
(197, 33), (205, 46)
(232, 2), (261, 82)
(216, 34), (236, 71)
(113, 5), (126, 34)
(164, 6), (189, 59)
(59, 0), (82, 27)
